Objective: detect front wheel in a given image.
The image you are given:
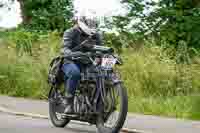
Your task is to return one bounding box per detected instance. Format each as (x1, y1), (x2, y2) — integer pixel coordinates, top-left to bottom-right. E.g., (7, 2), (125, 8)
(96, 83), (128, 133)
(49, 87), (70, 127)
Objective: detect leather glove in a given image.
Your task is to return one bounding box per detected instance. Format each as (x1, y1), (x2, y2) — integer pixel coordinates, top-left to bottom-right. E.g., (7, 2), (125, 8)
(83, 43), (94, 49)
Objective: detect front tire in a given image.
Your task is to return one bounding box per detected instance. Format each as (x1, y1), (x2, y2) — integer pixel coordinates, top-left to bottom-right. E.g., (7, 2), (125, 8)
(49, 87), (70, 128)
(96, 83), (128, 133)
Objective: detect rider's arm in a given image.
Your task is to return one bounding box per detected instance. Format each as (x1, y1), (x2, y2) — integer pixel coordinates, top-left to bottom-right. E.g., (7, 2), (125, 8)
(62, 29), (74, 55)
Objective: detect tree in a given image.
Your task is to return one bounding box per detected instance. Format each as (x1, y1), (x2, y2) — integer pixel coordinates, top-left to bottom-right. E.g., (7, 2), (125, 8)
(103, 0), (146, 49)
(17, 0), (73, 32)
(154, 0), (200, 49)
(116, 0), (200, 51)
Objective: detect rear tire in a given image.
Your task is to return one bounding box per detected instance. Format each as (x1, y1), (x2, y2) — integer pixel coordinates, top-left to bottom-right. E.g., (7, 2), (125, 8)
(49, 87), (70, 128)
(96, 83), (128, 133)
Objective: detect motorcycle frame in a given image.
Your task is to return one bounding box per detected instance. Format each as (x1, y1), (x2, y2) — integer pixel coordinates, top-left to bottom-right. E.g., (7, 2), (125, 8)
(48, 54), (122, 123)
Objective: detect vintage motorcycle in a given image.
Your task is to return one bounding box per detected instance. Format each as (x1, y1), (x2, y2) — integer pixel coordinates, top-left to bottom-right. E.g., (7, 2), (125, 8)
(47, 44), (128, 133)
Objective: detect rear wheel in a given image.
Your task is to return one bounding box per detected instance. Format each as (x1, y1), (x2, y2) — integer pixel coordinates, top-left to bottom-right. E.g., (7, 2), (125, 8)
(96, 83), (128, 133)
(49, 87), (70, 127)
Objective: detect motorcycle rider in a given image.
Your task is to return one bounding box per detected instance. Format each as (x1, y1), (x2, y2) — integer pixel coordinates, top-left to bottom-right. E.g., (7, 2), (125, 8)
(61, 15), (103, 114)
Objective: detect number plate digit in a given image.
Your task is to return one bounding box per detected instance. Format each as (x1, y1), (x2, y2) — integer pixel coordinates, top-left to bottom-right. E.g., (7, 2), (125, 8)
(101, 58), (117, 69)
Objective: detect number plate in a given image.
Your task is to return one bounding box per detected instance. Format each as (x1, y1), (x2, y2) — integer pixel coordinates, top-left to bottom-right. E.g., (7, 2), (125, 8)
(101, 58), (117, 69)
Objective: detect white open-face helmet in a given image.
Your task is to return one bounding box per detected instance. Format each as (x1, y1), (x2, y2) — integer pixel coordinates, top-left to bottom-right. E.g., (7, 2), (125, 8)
(77, 16), (99, 36)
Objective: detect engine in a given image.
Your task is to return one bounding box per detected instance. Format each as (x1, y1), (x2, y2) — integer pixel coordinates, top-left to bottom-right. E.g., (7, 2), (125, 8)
(74, 82), (96, 114)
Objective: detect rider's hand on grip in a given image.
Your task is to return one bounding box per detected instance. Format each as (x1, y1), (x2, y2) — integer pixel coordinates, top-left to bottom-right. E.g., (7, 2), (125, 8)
(83, 43), (94, 49)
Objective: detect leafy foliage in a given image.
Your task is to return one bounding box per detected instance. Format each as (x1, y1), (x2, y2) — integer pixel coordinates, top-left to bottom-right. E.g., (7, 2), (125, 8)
(17, 0), (73, 32)
(149, 0), (200, 48)
(113, 0), (200, 57)
(8, 29), (39, 55)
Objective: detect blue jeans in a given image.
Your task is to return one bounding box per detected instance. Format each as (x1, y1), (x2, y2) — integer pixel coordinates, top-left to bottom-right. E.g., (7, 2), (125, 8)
(61, 63), (81, 95)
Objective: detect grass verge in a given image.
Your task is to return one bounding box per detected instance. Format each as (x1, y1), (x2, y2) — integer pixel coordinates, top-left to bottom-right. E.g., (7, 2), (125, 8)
(129, 96), (200, 120)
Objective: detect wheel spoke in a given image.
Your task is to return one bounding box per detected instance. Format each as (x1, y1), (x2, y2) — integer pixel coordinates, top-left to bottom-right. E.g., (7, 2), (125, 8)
(97, 84), (128, 133)
(55, 112), (62, 120)
(101, 87), (121, 127)
(49, 86), (70, 127)
(104, 111), (119, 128)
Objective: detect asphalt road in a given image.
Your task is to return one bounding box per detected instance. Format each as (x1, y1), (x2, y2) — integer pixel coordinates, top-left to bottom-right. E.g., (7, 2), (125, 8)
(0, 112), (98, 133)
(1, 95), (200, 133)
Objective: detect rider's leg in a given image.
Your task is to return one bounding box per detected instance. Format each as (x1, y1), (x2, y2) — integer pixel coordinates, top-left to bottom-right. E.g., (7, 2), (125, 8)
(62, 63), (81, 114)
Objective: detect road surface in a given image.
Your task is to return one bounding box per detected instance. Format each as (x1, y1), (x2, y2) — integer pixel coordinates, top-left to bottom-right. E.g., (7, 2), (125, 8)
(0, 112), (98, 133)
(1, 95), (200, 133)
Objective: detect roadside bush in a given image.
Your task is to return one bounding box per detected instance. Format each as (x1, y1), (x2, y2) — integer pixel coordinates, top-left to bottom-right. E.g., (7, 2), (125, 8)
(119, 45), (200, 97)
(0, 31), (60, 99)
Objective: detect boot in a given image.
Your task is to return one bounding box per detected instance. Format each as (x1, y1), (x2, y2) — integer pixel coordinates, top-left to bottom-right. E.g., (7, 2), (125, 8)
(63, 94), (74, 114)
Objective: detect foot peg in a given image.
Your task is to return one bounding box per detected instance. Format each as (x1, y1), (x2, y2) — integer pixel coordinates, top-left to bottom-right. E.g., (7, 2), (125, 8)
(61, 113), (78, 119)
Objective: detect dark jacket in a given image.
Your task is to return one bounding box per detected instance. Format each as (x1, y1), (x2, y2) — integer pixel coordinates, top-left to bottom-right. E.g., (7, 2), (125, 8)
(61, 26), (103, 56)
(60, 26), (103, 64)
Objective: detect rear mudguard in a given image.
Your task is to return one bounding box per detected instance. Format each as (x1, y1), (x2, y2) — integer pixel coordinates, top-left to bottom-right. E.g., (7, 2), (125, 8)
(48, 86), (55, 100)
